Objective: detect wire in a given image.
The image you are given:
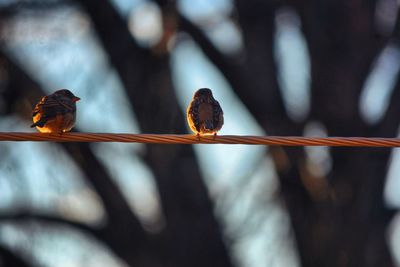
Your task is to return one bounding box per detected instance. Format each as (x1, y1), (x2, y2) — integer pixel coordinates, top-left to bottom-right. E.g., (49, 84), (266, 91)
(0, 132), (400, 147)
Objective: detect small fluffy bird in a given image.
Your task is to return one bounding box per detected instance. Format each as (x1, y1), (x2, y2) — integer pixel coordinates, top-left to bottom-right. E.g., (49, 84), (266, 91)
(187, 88), (224, 137)
(31, 89), (80, 134)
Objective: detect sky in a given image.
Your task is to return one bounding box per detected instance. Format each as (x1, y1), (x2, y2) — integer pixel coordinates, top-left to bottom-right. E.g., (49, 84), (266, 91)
(1, 0), (400, 266)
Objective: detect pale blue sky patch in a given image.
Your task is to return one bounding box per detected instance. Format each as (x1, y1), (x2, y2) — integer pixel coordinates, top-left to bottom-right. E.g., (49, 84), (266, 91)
(221, 159), (278, 236)
(128, 1), (163, 47)
(230, 162), (299, 267)
(205, 19), (243, 54)
(92, 143), (163, 229)
(0, 224), (128, 267)
(109, 0), (144, 18)
(385, 146), (400, 208)
(0, 177), (13, 210)
(244, 208), (298, 267)
(274, 7), (311, 122)
(178, 0), (233, 22)
(360, 43), (400, 124)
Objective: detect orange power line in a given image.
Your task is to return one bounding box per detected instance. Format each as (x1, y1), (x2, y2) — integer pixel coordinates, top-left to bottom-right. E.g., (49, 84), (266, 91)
(0, 132), (400, 147)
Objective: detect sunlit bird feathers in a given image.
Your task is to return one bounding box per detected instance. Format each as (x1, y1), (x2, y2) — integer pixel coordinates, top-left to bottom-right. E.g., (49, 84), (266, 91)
(187, 88), (224, 136)
(31, 89), (80, 134)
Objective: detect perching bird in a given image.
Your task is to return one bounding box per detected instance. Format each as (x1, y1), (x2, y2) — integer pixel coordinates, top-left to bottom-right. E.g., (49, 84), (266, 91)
(187, 88), (224, 137)
(31, 89), (80, 134)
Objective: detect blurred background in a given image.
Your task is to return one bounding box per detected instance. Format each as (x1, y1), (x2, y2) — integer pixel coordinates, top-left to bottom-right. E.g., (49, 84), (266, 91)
(1, 0), (400, 266)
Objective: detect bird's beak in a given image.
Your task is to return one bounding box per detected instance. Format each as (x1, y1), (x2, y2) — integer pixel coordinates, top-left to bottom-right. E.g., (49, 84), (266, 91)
(72, 96), (80, 102)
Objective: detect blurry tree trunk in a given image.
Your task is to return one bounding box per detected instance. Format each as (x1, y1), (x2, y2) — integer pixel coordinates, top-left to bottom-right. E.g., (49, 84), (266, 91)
(0, 246), (34, 267)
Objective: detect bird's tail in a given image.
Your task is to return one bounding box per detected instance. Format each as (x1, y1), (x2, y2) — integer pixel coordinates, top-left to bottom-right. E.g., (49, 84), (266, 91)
(30, 118), (46, 128)
(204, 120), (214, 130)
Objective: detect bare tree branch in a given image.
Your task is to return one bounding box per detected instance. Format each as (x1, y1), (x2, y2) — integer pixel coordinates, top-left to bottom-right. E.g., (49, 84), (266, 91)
(0, 211), (100, 237)
(0, 211), (152, 266)
(0, 0), (74, 18)
(0, 245), (38, 267)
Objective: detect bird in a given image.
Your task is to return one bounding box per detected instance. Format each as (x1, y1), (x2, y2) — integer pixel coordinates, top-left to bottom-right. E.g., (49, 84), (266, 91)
(30, 89), (80, 134)
(187, 88), (224, 138)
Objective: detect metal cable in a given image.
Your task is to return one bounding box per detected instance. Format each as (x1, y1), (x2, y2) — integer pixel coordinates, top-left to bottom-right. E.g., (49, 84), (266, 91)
(0, 132), (400, 147)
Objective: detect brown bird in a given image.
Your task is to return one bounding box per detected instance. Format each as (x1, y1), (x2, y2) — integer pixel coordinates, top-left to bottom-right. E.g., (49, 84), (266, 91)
(31, 89), (80, 134)
(187, 88), (224, 137)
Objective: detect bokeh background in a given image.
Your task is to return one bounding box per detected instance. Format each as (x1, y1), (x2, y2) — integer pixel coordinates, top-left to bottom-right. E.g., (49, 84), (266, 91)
(1, 0), (400, 266)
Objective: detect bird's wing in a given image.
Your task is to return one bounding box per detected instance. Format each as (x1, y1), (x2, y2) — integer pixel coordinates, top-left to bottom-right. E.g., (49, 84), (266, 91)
(188, 99), (201, 132)
(33, 95), (66, 120)
(55, 97), (75, 113)
(213, 100), (223, 126)
(32, 96), (48, 117)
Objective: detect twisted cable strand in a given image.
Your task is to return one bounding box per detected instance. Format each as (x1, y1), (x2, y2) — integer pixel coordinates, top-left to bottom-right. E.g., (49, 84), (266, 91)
(0, 132), (400, 147)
